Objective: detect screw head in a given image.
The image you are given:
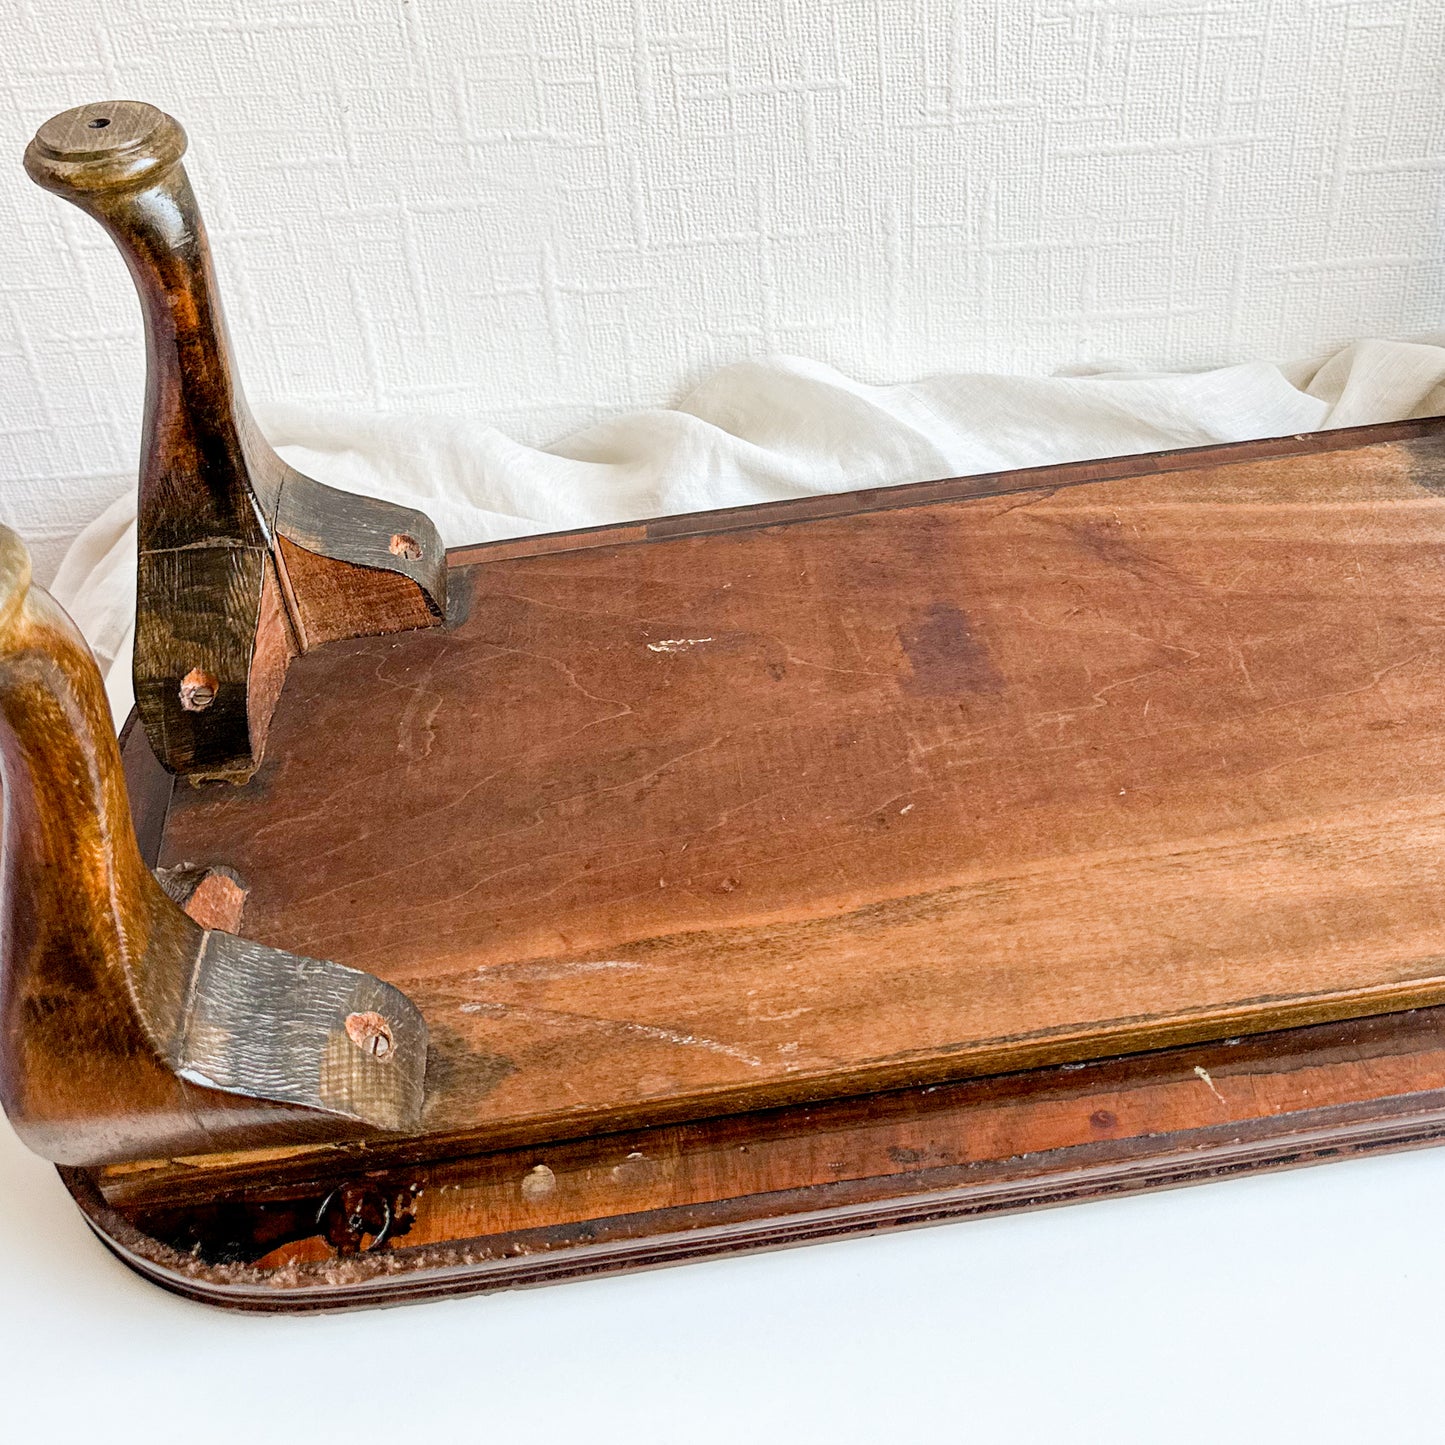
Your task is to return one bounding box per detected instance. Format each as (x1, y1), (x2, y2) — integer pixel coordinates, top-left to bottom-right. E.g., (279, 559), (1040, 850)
(345, 1011), (394, 1059)
(179, 667), (218, 712)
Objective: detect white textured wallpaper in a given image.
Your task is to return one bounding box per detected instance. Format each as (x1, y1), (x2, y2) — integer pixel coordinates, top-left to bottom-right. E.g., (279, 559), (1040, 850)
(2, 0), (1444, 580)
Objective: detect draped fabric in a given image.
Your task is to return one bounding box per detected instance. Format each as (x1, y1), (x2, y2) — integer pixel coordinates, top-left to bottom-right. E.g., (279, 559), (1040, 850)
(51, 337), (1445, 729)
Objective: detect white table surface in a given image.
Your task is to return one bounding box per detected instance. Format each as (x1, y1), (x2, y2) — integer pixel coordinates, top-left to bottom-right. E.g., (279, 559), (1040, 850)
(3, 1108), (1443, 1443)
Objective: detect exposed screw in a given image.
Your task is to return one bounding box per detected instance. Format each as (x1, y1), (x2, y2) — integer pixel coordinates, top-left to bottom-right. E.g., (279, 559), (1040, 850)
(179, 667), (218, 712)
(345, 1010), (394, 1059)
(316, 1184), (395, 1256)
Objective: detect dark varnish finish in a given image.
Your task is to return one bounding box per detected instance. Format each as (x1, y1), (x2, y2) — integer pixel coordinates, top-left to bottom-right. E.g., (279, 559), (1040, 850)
(60, 417), (1445, 1309)
(24, 101), (445, 781)
(153, 423), (1445, 1162)
(22, 98), (1445, 1310)
(0, 526), (428, 1164)
(76, 1002), (1445, 1311)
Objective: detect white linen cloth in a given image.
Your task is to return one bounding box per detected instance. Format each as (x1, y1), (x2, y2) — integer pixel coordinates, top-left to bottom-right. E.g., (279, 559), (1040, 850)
(49, 336), (1445, 729)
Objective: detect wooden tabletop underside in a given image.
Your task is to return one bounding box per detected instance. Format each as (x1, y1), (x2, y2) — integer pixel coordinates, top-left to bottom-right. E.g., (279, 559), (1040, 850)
(140, 422), (1445, 1173)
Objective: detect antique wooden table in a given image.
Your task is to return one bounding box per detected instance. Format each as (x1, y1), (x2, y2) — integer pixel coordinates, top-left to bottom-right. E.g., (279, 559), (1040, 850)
(7, 102), (1445, 1310)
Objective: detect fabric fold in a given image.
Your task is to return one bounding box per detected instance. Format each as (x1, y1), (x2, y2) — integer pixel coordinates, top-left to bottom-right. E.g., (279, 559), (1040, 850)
(49, 339), (1445, 729)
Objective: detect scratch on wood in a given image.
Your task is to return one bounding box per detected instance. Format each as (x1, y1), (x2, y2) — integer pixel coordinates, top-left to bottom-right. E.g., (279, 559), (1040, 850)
(470, 959), (648, 984)
(648, 638), (714, 653)
(1194, 1065), (1226, 1104)
(456, 998), (765, 1067)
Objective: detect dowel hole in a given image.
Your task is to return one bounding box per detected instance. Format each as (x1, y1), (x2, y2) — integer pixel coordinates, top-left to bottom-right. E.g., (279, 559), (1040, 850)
(179, 668), (218, 712)
(87, 117), (110, 129)
(345, 1011), (395, 1060)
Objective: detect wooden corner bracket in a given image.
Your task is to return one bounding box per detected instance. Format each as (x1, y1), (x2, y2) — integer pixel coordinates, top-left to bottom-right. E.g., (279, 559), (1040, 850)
(24, 101), (446, 781)
(0, 524), (427, 1166)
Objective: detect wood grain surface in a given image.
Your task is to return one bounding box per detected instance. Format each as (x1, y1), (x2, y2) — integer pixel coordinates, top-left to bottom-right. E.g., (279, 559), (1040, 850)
(72, 1002), (1445, 1311)
(24, 101), (445, 780)
(149, 422), (1445, 1175)
(0, 521), (437, 1165)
